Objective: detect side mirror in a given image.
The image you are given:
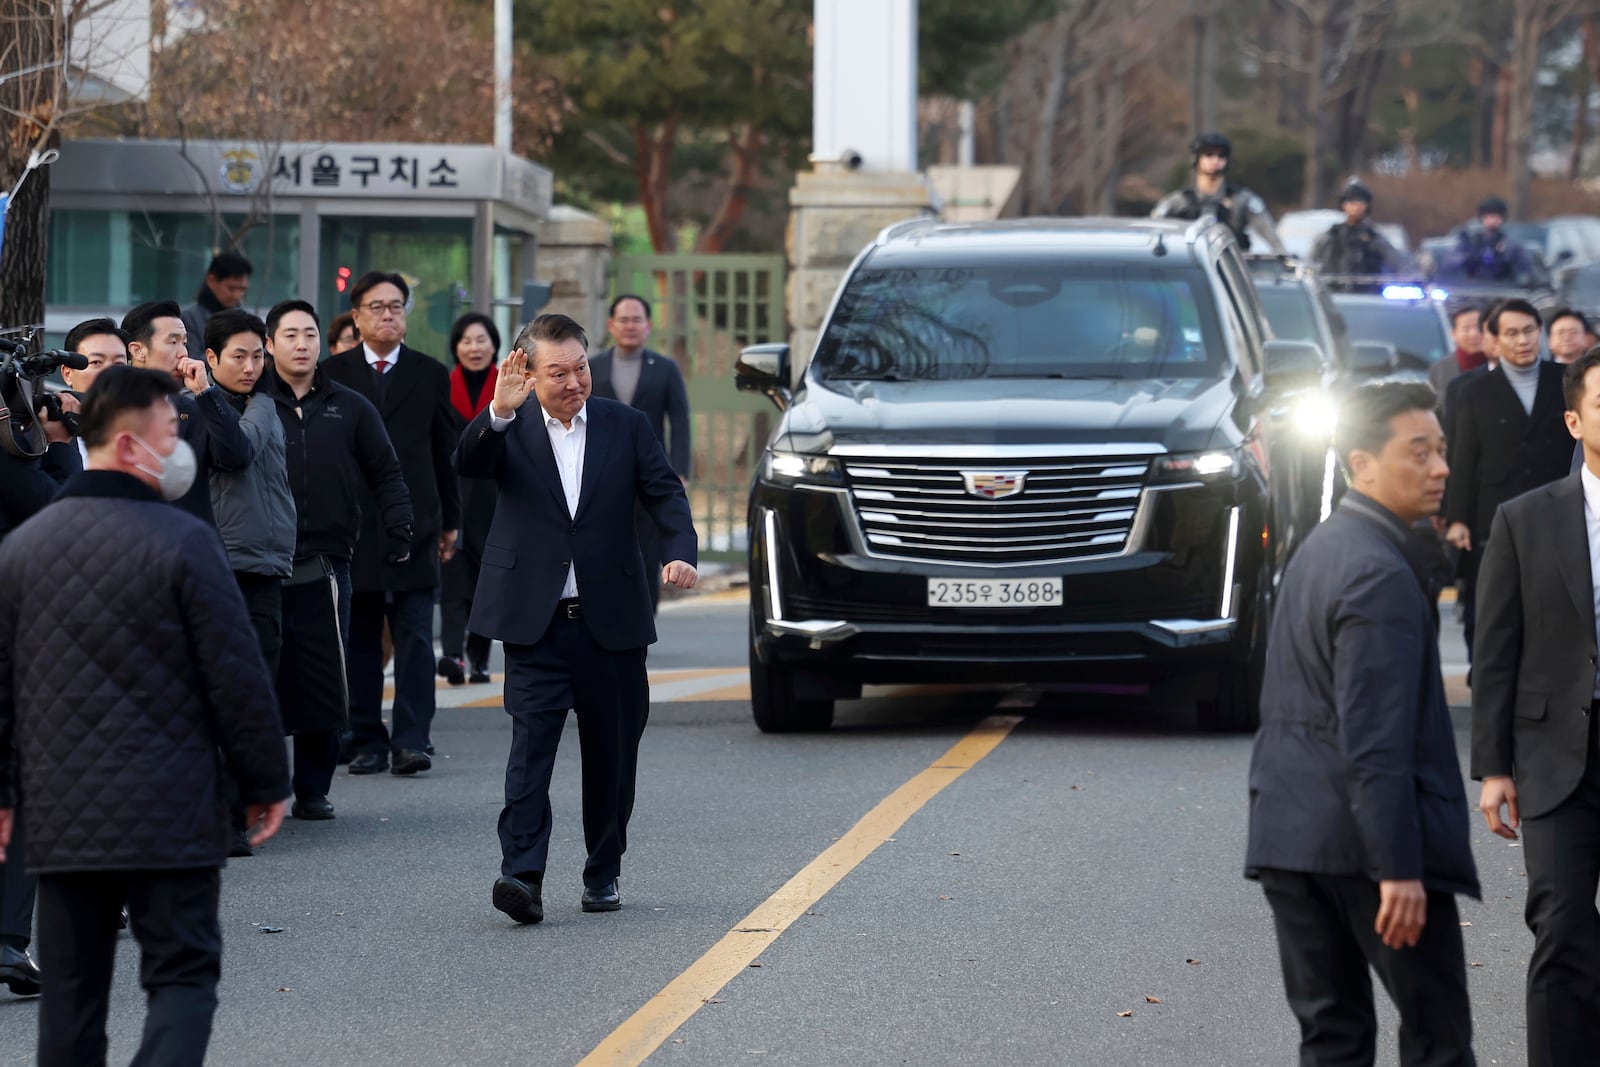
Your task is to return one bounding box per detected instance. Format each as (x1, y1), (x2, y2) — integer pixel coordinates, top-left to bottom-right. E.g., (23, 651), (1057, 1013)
(1262, 340), (1326, 390)
(1349, 341), (1399, 379)
(735, 343), (792, 411)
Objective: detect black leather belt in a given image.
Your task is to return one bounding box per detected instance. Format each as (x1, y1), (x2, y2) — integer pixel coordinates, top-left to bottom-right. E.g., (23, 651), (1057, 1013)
(557, 598), (582, 620)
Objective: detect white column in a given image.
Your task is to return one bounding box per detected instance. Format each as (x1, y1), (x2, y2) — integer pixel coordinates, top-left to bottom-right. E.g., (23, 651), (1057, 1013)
(812, 0), (917, 173)
(494, 0), (513, 153)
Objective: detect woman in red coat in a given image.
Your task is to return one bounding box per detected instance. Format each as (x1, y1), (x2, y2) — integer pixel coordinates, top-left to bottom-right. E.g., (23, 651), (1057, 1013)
(438, 313), (500, 685)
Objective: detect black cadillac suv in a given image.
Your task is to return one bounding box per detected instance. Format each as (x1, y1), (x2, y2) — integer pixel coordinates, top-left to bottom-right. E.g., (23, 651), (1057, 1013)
(736, 217), (1328, 733)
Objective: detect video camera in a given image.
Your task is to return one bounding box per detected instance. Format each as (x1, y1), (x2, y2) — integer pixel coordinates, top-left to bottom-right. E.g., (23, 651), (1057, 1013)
(0, 333), (89, 459)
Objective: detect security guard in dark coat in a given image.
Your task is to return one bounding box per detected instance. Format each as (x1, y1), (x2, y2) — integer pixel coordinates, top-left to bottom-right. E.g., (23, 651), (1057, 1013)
(1312, 180), (1405, 278)
(1247, 382), (1478, 1066)
(262, 299), (413, 818)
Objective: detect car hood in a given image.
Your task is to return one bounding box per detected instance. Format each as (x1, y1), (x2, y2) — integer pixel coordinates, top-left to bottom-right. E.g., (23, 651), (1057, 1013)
(775, 376), (1238, 455)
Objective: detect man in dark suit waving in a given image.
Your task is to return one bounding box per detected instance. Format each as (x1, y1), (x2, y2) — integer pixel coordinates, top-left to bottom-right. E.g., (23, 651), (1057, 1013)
(456, 314), (696, 924)
(1474, 348), (1600, 1067)
(590, 295), (692, 613)
(321, 272), (461, 777)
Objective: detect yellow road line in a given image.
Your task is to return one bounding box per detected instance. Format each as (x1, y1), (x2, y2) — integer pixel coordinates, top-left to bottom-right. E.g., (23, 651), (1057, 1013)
(575, 713), (1024, 1066)
(675, 683), (751, 703)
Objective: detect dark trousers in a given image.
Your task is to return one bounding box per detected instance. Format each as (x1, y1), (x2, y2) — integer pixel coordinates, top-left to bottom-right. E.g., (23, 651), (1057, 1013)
(278, 563), (348, 800)
(1521, 713), (1600, 1067)
(499, 611), (649, 886)
(36, 868), (221, 1067)
(234, 572), (283, 677)
(347, 588), (434, 754)
(440, 598), (491, 667)
(1259, 868), (1474, 1067)
(229, 573), (283, 829)
(0, 807), (34, 950)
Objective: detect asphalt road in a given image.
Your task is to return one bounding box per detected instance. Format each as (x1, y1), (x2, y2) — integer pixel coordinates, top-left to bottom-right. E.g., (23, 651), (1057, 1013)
(0, 590), (1540, 1065)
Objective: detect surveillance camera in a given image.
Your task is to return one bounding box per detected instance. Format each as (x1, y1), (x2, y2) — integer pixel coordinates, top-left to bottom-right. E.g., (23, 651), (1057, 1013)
(842, 149), (864, 171)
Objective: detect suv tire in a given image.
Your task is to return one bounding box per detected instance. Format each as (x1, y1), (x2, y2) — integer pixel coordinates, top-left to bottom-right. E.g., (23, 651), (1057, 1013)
(749, 625), (835, 733)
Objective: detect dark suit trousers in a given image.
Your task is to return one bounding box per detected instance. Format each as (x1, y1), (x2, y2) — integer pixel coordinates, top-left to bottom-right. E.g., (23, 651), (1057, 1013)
(36, 868), (221, 1067)
(1259, 869), (1474, 1067)
(347, 589), (435, 754)
(229, 573), (283, 828)
(499, 613), (649, 886)
(1521, 712), (1600, 1067)
(0, 807), (35, 949)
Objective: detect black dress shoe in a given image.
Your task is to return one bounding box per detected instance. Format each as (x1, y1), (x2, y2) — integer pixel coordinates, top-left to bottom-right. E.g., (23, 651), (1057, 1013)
(336, 733), (354, 765)
(469, 663), (491, 684)
(348, 752), (388, 775)
(437, 656), (465, 685)
(228, 830), (254, 858)
(492, 874), (544, 924)
(582, 878), (622, 912)
(291, 796), (336, 820)
(0, 944), (40, 997)
(391, 748), (432, 775)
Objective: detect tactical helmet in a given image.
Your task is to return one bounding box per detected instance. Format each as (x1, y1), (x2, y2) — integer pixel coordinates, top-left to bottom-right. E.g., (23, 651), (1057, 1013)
(1478, 196), (1509, 218)
(1191, 132), (1232, 165)
(1338, 179), (1373, 206)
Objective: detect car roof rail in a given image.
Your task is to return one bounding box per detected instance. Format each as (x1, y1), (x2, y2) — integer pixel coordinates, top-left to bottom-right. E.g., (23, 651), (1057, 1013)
(1184, 218), (1214, 245)
(875, 216), (940, 246)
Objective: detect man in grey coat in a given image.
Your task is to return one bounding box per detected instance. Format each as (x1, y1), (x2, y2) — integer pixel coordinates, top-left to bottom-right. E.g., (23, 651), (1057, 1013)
(203, 308), (295, 856)
(1247, 381), (1479, 1067)
(0, 365), (289, 1066)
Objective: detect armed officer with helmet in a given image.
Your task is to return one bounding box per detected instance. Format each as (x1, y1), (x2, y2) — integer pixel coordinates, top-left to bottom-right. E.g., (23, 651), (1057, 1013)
(1152, 132), (1286, 253)
(1312, 179), (1406, 280)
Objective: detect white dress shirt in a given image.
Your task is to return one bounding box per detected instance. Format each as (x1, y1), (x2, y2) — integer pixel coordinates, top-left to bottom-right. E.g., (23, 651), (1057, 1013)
(490, 402), (587, 599)
(1581, 462), (1600, 697)
(363, 343), (401, 371)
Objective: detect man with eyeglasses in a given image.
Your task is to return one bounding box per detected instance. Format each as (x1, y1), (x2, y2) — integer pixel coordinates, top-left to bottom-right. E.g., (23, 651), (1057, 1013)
(321, 272), (461, 777)
(1445, 298), (1572, 667)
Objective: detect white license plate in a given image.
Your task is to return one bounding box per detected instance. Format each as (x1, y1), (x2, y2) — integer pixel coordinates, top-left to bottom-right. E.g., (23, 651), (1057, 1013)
(927, 577), (1063, 608)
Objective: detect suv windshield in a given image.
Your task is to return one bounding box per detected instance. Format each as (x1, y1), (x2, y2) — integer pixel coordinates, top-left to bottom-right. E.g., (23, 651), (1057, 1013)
(1256, 285), (1320, 345)
(1337, 299), (1449, 366)
(815, 262), (1225, 381)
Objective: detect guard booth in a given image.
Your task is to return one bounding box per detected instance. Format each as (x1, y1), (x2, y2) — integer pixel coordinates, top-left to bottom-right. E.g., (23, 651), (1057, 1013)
(43, 138), (552, 358)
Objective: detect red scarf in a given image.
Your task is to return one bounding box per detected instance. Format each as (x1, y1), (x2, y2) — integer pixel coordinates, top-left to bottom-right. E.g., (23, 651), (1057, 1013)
(449, 364), (498, 422)
(1454, 346), (1487, 374)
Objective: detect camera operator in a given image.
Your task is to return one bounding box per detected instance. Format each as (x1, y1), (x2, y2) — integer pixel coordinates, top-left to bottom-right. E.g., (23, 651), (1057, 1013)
(262, 300), (412, 820)
(0, 348), (82, 999)
(121, 301), (255, 527)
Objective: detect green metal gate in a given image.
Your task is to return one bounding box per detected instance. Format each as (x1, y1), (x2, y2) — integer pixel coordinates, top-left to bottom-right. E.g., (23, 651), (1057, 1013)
(610, 253), (786, 564)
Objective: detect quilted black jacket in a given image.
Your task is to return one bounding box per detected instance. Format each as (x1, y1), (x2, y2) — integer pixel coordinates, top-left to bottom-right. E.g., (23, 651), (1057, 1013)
(0, 471), (290, 873)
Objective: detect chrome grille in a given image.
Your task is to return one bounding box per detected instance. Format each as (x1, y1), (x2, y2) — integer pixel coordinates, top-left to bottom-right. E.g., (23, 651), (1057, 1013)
(841, 456), (1151, 565)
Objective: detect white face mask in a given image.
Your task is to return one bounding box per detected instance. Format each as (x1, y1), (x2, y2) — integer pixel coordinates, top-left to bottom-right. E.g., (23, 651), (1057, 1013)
(131, 434), (198, 501)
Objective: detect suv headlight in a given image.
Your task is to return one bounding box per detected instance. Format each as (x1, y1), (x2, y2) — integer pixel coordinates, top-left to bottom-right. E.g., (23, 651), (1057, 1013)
(1149, 448), (1240, 483)
(763, 450), (844, 486)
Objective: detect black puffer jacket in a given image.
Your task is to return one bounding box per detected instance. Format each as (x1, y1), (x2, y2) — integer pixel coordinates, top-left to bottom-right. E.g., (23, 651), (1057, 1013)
(0, 471), (290, 873)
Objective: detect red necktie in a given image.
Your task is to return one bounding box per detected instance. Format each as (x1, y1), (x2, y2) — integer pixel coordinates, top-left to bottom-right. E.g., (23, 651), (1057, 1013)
(375, 359), (389, 375)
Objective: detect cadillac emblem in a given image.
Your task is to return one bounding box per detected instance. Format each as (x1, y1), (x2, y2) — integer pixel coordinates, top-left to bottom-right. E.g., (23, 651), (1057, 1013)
(962, 470), (1027, 499)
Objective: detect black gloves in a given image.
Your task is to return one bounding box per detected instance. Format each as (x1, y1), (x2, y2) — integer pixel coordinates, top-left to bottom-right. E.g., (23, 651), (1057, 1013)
(383, 524), (413, 567)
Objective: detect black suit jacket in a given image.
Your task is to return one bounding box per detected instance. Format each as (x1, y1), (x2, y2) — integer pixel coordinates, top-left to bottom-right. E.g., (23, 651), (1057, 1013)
(320, 345), (462, 592)
(454, 397), (696, 650)
(1246, 493), (1478, 896)
(1444, 361), (1571, 543)
(1471, 471), (1600, 818)
(589, 348), (691, 478)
